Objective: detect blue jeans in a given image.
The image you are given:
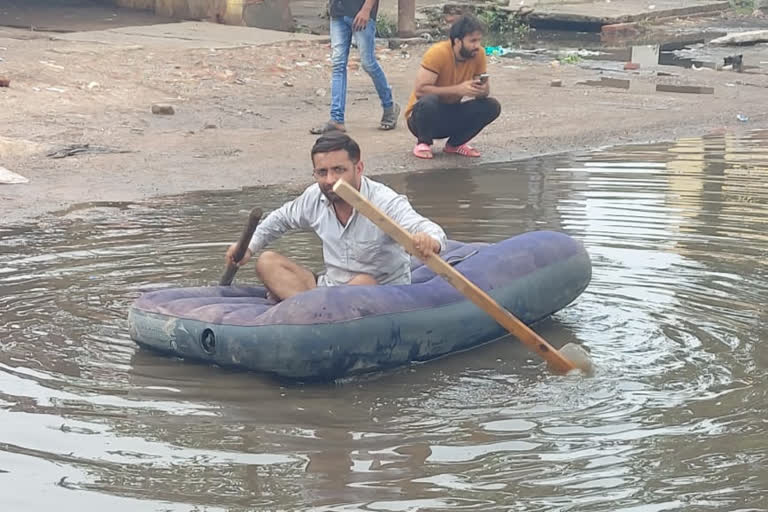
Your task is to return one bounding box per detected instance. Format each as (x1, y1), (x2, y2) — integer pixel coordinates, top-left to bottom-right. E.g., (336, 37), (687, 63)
(330, 16), (394, 124)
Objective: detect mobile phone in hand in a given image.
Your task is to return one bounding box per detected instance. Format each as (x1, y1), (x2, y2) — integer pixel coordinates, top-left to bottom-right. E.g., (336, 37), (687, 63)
(475, 73), (489, 84)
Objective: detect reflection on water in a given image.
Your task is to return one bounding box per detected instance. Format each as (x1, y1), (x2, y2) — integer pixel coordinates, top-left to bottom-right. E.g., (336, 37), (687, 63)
(1, 130), (767, 510)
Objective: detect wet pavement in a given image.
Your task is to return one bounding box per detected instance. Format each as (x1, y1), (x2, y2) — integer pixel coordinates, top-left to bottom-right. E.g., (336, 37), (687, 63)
(1, 129), (767, 510)
(0, 0), (175, 32)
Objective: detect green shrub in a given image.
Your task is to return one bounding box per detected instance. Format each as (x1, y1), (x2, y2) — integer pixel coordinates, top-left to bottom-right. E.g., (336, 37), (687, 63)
(477, 9), (529, 46)
(376, 14), (398, 38)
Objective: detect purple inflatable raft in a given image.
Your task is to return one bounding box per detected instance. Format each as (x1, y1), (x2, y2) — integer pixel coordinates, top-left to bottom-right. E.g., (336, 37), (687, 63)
(128, 231), (591, 380)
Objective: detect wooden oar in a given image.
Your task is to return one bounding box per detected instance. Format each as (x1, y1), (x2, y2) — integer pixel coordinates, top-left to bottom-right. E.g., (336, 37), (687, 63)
(220, 207), (263, 286)
(332, 180), (592, 375)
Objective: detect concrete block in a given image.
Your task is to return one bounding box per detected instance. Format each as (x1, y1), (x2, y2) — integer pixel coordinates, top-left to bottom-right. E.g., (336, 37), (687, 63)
(243, 0), (294, 31)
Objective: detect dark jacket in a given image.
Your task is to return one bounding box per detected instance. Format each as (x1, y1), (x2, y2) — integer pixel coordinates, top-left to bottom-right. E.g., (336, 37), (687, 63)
(329, 0), (379, 19)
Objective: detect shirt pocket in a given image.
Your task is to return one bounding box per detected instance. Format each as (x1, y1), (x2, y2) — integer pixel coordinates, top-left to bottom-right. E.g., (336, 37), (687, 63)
(355, 235), (397, 270)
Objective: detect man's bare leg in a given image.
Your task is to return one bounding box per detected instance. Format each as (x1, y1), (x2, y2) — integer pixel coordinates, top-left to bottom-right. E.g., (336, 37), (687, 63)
(255, 251), (316, 301)
(346, 274), (377, 286)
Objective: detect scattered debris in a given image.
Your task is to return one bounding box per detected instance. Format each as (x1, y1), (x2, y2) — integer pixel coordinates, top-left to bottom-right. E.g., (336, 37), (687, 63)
(86, 81), (100, 90)
(723, 54), (744, 72)
(387, 36), (432, 50)
(737, 113), (748, 122)
(46, 87), (66, 93)
(485, 46), (512, 57)
(559, 54), (583, 64)
(601, 22), (640, 36)
(581, 77), (714, 95)
(656, 84), (714, 95)
(39, 60), (64, 70)
(550, 79), (562, 87)
(315, 88), (327, 97)
(203, 123), (217, 129)
(710, 30), (768, 46)
(283, 81), (294, 87)
(0, 166), (29, 184)
(582, 77), (630, 89)
(0, 77), (9, 88)
(56, 476), (77, 489)
(46, 144), (132, 159)
(0, 136), (43, 157)
(630, 44), (659, 67)
(151, 104), (175, 115)
(624, 62), (640, 70)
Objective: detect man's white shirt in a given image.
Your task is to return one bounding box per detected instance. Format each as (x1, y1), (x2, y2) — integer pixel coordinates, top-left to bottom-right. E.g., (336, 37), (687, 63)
(248, 176), (447, 285)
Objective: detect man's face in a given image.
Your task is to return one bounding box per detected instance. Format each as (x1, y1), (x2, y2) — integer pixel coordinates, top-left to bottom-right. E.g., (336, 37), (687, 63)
(312, 149), (363, 203)
(457, 30), (483, 59)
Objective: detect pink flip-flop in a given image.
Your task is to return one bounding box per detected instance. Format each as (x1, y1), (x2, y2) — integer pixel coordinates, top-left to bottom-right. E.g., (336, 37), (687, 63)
(444, 143), (481, 157)
(413, 143), (433, 159)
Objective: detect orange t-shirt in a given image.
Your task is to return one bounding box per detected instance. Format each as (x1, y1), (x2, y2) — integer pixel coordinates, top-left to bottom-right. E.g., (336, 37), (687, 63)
(405, 40), (487, 119)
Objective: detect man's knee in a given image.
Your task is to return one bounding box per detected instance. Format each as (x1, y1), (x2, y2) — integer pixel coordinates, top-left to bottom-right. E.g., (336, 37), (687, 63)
(359, 41), (379, 73)
(347, 273), (378, 286)
(361, 58), (378, 74)
(412, 94), (440, 120)
(480, 97), (502, 122)
(417, 94), (440, 110)
(255, 250), (281, 275)
(330, 44), (348, 70)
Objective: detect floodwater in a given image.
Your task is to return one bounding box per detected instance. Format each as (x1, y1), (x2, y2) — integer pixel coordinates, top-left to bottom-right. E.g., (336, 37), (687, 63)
(1, 130), (767, 511)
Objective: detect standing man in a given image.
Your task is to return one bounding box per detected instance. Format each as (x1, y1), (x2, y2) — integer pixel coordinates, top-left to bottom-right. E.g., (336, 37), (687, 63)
(404, 15), (502, 159)
(310, 0), (400, 135)
(226, 131), (445, 302)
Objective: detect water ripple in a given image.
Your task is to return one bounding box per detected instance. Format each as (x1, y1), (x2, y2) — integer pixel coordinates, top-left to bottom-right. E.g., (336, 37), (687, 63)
(1, 131), (767, 510)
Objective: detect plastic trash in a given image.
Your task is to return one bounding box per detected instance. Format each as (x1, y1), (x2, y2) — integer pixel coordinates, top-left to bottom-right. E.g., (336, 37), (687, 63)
(485, 46), (512, 57)
(737, 114), (749, 122)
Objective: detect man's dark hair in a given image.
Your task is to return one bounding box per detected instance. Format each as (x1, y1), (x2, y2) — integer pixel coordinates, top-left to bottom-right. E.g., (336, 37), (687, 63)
(311, 131), (361, 163)
(449, 14), (484, 44)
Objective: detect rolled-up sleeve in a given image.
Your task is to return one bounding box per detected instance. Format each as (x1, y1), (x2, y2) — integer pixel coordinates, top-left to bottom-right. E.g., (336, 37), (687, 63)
(248, 192), (312, 253)
(384, 194), (448, 253)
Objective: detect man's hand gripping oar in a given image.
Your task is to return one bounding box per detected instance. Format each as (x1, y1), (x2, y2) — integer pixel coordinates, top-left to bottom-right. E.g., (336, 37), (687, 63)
(220, 207), (262, 286)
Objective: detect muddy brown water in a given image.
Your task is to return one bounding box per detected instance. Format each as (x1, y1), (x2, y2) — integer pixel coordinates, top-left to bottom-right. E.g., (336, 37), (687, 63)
(1, 130), (767, 511)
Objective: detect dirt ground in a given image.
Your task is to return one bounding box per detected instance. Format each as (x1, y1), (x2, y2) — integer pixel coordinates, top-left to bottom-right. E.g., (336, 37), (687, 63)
(2, 13), (768, 226)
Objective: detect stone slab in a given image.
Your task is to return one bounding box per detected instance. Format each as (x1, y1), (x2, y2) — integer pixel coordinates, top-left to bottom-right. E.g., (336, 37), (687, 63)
(528, 0), (731, 31)
(710, 30), (768, 45)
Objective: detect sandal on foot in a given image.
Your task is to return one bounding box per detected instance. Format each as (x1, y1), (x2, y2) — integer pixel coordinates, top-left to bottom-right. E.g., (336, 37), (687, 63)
(444, 143), (481, 157)
(310, 120), (345, 135)
(379, 103), (400, 130)
(413, 143), (433, 159)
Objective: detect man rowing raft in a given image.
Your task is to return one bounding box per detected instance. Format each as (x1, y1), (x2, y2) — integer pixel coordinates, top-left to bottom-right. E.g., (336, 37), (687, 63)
(226, 131), (447, 302)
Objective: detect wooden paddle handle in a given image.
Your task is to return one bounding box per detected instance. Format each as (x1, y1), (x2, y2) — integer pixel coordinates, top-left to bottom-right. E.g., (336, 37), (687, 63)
(332, 180), (577, 374)
(219, 207), (263, 286)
